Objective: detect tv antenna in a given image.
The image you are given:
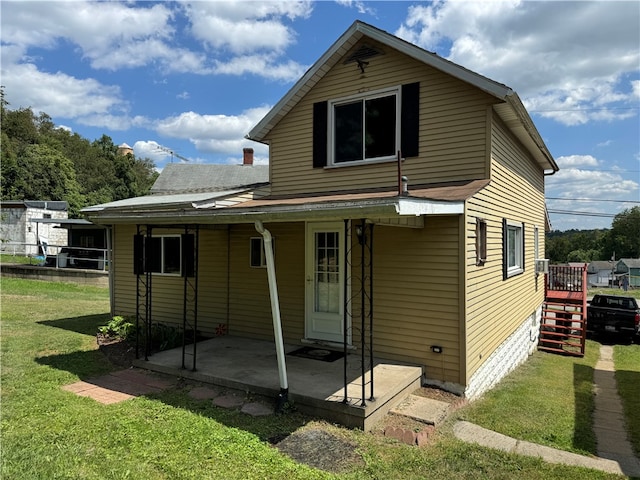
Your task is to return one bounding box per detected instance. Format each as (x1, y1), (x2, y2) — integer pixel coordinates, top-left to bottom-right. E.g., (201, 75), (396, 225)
(154, 143), (190, 163)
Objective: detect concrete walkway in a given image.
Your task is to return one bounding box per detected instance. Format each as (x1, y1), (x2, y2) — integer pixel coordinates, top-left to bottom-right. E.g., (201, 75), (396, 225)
(453, 344), (640, 477)
(593, 345), (640, 476)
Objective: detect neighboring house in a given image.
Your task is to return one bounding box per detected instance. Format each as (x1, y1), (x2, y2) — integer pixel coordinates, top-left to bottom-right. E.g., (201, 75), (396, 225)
(0, 200), (68, 256)
(587, 260), (616, 287)
(616, 259), (640, 288)
(84, 22), (558, 416)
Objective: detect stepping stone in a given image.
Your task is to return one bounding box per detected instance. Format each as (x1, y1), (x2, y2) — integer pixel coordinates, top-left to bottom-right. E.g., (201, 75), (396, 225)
(390, 394), (451, 425)
(241, 402), (273, 416)
(213, 394), (245, 409)
(188, 386), (221, 400)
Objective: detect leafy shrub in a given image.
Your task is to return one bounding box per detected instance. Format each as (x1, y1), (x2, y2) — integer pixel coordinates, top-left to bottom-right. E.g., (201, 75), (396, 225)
(98, 316), (135, 340)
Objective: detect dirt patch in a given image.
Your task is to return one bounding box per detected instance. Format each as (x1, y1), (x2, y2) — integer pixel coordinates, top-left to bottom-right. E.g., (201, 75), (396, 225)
(97, 334), (136, 368)
(275, 428), (364, 473)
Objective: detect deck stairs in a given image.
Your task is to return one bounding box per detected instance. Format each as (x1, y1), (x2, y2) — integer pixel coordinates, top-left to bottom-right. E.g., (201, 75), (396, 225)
(539, 265), (588, 357)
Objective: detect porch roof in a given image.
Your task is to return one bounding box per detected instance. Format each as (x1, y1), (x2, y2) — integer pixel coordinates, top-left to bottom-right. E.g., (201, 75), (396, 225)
(83, 179), (488, 225)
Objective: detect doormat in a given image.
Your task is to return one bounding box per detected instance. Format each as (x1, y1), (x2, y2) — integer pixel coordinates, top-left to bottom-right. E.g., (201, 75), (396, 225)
(287, 346), (345, 362)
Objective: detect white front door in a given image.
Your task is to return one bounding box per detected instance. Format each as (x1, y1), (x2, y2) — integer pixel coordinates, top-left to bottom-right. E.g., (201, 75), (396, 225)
(305, 222), (347, 344)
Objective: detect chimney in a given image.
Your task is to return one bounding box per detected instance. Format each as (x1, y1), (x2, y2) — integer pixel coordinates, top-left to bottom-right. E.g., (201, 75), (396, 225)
(242, 147), (254, 166)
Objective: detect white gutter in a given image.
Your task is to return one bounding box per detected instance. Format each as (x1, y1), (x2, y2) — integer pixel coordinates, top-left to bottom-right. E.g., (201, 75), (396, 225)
(254, 221), (289, 410)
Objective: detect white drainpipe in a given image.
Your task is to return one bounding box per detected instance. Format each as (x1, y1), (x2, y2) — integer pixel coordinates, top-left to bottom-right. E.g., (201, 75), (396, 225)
(254, 221), (289, 409)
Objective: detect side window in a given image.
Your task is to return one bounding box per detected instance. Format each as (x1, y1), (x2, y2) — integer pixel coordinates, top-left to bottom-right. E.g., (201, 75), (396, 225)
(250, 237), (274, 268)
(475, 218), (487, 266)
(503, 219), (524, 279)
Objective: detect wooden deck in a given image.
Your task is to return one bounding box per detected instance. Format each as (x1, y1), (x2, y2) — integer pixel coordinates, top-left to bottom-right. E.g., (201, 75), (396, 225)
(539, 265), (588, 357)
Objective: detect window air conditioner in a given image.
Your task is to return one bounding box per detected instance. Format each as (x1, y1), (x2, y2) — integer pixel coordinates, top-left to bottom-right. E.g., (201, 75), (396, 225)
(535, 259), (549, 274)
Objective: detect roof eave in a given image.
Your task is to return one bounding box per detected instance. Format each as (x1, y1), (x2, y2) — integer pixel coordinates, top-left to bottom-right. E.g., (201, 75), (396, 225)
(85, 197), (464, 226)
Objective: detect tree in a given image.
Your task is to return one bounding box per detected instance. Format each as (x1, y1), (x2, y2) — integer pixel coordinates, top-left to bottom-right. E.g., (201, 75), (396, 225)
(11, 144), (84, 216)
(601, 207), (640, 259)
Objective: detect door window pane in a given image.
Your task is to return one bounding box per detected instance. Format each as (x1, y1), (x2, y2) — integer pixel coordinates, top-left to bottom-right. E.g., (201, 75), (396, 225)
(315, 232), (340, 313)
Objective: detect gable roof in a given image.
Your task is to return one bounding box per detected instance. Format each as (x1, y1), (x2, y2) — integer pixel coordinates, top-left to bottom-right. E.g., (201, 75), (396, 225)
(247, 20), (557, 173)
(619, 258), (640, 269)
(151, 163), (269, 194)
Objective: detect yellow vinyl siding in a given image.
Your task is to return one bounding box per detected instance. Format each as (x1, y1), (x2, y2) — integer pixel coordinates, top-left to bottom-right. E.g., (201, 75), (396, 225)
(266, 39), (495, 196)
(464, 112), (547, 383)
(369, 217), (461, 385)
(111, 225), (231, 336)
(112, 224), (136, 318)
(228, 223), (305, 343)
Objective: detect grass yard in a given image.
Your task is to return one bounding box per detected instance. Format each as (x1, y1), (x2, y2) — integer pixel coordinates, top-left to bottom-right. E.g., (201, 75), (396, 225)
(588, 286), (640, 299)
(1, 278), (626, 479)
(614, 343), (640, 457)
(457, 342), (600, 455)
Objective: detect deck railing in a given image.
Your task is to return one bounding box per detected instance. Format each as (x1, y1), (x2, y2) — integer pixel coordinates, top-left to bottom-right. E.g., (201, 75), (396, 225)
(547, 265), (585, 293)
(1, 242), (109, 271)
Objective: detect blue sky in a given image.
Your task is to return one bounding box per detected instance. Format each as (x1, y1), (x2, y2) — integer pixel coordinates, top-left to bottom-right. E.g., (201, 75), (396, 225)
(1, 0), (639, 231)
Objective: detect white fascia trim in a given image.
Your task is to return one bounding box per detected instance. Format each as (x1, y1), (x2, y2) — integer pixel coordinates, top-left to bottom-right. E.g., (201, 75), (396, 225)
(396, 198), (464, 216)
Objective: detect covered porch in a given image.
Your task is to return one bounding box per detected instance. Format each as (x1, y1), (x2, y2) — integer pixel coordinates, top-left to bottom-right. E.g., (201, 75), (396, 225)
(134, 335), (422, 431)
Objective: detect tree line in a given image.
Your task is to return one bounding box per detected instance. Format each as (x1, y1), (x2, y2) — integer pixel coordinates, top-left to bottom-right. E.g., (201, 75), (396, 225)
(1, 89), (158, 218)
(546, 207), (640, 263)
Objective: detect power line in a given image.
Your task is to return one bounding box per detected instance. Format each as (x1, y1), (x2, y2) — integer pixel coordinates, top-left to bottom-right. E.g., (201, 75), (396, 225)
(547, 197), (640, 204)
(547, 209), (617, 218)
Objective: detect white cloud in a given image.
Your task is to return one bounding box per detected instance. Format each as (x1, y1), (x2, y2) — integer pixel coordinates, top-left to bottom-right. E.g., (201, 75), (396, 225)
(1, 63), (125, 118)
(397, 1), (640, 126)
(556, 155), (599, 169)
(153, 107), (271, 156)
(184, 1), (312, 54)
(335, 0), (377, 16)
(2, 1), (175, 70)
(211, 54), (308, 81)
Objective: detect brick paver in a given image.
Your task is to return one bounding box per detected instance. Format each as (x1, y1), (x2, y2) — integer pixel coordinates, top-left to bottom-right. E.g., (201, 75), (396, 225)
(63, 368), (275, 417)
(62, 368), (176, 404)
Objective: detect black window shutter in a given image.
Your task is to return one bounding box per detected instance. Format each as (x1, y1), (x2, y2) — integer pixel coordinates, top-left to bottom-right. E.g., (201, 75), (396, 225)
(401, 82), (420, 158)
(133, 234), (144, 275)
(502, 218), (507, 281)
(313, 101), (328, 168)
(181, 234), (195, 277)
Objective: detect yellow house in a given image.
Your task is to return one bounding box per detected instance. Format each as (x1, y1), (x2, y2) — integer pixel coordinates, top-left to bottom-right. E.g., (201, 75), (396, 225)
(84, 21), (558, 428)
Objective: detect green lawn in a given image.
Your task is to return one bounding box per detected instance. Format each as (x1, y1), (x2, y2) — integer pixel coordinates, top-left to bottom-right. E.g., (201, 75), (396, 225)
(614, 343), (640, 457)
(457, 342), (600, 455)
(588, 286), (640, 299)
(1, 278), (625, 479)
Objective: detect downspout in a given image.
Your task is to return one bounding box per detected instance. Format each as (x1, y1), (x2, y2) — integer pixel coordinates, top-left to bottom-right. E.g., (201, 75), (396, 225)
(254, 221), (289, 411)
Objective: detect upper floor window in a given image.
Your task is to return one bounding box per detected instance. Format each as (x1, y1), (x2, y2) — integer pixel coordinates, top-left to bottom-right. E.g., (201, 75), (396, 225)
(330, 88), (399, 165)
(313, 82), (420, 169)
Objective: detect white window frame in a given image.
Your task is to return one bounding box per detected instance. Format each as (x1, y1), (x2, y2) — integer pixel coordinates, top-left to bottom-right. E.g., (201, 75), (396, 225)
(506, 221), (524, 277)
(147, 235), (182, 275)
(250, 237), (274, 268)
(328, 86), (400, 167)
